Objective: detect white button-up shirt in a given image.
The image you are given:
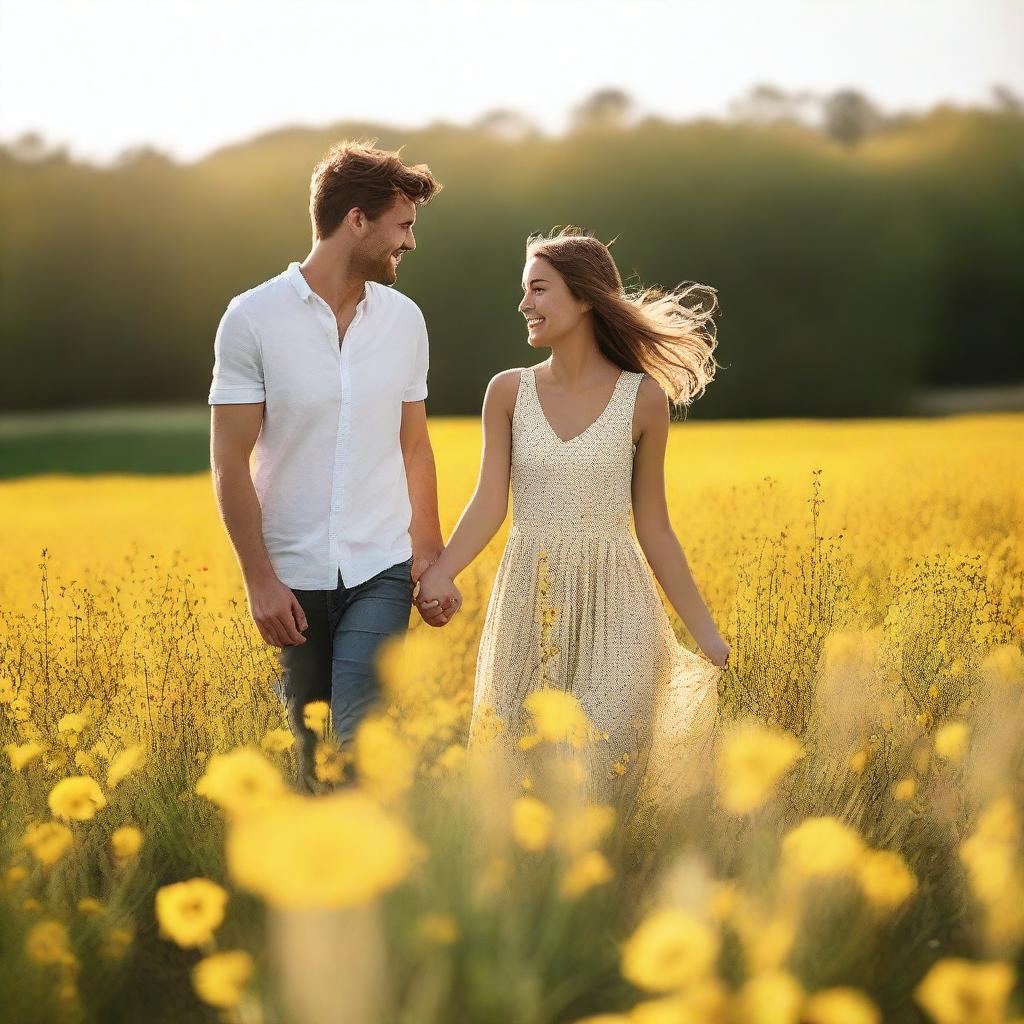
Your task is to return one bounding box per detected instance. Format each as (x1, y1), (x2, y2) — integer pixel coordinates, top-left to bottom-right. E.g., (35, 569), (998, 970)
(208, 262), (428, 590)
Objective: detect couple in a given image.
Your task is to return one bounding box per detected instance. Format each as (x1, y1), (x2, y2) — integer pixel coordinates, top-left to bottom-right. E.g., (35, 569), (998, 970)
(209, 140), (729, 811)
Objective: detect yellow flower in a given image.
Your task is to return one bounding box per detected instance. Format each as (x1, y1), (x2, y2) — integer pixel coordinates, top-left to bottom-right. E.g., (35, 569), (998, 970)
(6, 741), (45, 771)
(856, 849), (917, 910)
(314, 741), (347, 784)
(107, 744), (146, 789)
(105, 926), (135, 961)
(22, 821), (75, 866)
(226, 790), (425, 909)
(980, 643), (1024, 687)
(436, 744), (467, 775)
(302, 700), (330, 738)
(47, 776), (107, 821)
(893, 778), (918, 802)
(155, 878), (229, 948)
(511, 795), (555, 852)
(558, 804), (616, 855)
(111, 825), (144, 862)
(260, 727), (294, 754)
(560, 850), (614, 898)
(521, 689), (594, 749)
(6, 865), (28, 885)
(416, 913), (459, 945)
(934, 722), (969, 764)
(355, 716), (416, 801)
(77, 897), (104, 915)
(620, 907), (719, 993)
(738, 970), (805, 1024)
(803, 987), (880, 1024)
(192, 950), (253, 1009)
(195, 747), (285, 818)
(25, 920), (75, 966)
(914, 958), (1015, 1024)
(782, 817), (864, 878)
(716, 721), (804, 814)
(57, 712), (89, 748)
(849, 749), (869, 774)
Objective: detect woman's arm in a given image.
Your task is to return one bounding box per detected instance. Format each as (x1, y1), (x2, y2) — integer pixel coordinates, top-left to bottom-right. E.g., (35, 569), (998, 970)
(418, 370), (519, 600)
(631, 376), (729, 665)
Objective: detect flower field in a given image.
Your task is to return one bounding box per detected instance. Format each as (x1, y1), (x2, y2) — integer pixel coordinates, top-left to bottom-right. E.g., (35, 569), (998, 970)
(1, 413), (1023, 1024)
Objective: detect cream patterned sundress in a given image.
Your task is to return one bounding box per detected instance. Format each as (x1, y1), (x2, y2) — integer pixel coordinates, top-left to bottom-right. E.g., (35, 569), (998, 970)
(467, 364), (721, 817)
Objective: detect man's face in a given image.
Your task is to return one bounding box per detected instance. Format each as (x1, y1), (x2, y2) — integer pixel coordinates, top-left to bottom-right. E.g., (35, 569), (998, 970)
(354, 195), (417, 285)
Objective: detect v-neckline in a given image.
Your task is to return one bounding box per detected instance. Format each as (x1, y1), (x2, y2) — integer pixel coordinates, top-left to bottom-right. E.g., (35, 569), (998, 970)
(531, 367), (626, 445)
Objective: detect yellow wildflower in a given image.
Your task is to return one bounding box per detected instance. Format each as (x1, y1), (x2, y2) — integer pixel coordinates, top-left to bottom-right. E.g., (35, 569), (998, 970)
(227, 790), (425, 909)
(48, 776), (107, 821)
(560, 850), (614, 898)
(803, 987), (880, 1024)
(716, 721), (804, 814)
(893, 778), (917, 801)
(195, 747), (285, 818)
(6, 741), (45, 771)
(522, 689), (593, 748)
(558, 804), (616, 855)
(314, 740), (347, 784)
(738, 970), (805, 1024)
(302, 700), (330, 737)
(511, 795), (555, 852)
(934, 722), (969, 764)
(914, 958), (1015, 1024)
(111, 825), (144, 862)
(355, 715), (416, 801)
(25, 920), (74, 966)
(57, 712), (89, 748)
(260, 727), (294, 754)
(107, 744), (146, 789)
(77, 897), (103, 915)
(782, 817), (864, 878)
(155, 878), (229, 948)
(856, 849), (917, 910)
(192, 950), (253, 1009)
(21, 821), (74, 867)
(620, 907), (719, 993)
(849, 749), (869, 774)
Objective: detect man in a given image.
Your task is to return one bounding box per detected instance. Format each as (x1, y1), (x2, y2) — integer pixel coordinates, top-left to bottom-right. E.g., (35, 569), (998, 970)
(208, 140), (458, 790)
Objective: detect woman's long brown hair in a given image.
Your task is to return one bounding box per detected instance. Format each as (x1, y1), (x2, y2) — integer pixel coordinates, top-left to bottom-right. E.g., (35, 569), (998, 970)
(526, 226), (721, 412)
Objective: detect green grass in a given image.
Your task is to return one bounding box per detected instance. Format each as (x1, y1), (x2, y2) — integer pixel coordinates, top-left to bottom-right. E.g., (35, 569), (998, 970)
(0, 406), (211, 478)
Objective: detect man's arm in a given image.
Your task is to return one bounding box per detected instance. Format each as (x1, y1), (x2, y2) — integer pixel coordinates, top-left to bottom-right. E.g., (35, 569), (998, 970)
(210, 403), (307, 648)
(399, 399), (444, 585)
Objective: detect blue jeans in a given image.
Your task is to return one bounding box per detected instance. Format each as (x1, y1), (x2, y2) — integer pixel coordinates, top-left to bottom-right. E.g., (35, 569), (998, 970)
(276, 555), (414, 790)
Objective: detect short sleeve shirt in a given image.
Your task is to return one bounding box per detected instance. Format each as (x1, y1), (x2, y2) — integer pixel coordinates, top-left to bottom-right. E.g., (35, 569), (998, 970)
(208, 262), (429, 589)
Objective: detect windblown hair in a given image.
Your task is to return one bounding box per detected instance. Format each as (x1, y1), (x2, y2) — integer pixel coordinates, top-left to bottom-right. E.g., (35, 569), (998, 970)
(309, 139), (443, 240)
(526, 226), (721, 411)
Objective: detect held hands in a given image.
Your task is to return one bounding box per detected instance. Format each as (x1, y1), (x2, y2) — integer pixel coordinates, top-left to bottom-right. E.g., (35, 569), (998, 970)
(413, 562), (461, 628)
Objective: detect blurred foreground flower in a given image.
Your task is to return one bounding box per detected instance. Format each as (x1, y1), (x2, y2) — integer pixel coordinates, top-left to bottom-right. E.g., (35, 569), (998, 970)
(782, 817), (864, 878)
(521, 689), (594, 749)
(6, 740), (45, 770)
(914, 958), (1015, 1024)
(22, 821), (74, 866)
(226, 790), (425, 909)
(155, 878), (228, 948)
(620, 907), (719, 993)
(107, 744), (146, 789)
(195, 747), (285, 818)
(48, 775), (107, 821)
(716, 720), (804, 814)
(111, 825), (144, 862)
(192, 950), (253, 1009)
(25, 920), (75, 966)
(803, 987), (880, 1024)
(934, 722), (969, 764)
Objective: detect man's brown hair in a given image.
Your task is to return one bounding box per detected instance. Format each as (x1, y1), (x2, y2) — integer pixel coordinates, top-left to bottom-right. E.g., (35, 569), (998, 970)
(309, 139), (442, 240)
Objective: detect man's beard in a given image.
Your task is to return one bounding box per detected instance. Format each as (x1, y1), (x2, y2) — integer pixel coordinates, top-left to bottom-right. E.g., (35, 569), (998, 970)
(353, 245), (397, 285)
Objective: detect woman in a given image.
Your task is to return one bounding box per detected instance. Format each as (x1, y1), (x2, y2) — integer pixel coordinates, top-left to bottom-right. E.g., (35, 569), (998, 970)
(417, 227), (729, 817)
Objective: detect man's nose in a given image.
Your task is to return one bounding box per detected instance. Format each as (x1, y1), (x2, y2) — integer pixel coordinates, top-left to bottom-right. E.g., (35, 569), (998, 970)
(405, 229), (416, 252)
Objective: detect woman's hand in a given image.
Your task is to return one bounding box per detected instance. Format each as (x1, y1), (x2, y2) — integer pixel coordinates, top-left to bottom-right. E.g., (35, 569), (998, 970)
(414, 564), (462, 627)
(701, 636), (731, 670)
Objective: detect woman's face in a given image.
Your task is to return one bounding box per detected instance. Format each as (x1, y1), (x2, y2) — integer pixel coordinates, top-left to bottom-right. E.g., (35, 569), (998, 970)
(518, 254), (590, 348)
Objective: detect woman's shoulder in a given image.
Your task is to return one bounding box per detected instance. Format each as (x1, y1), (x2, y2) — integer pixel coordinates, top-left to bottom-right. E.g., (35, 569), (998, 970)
(483, 367), (530, 416)
(633, 372), (669, 417)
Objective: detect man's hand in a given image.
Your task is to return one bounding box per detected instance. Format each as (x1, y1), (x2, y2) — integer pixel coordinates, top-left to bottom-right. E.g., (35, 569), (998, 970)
(245, 573), (308, 647)
(411, 545), (443, 587)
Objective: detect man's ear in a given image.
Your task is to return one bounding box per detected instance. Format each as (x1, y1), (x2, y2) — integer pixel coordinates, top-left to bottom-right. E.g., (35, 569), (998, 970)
(346, 207), (369, 234)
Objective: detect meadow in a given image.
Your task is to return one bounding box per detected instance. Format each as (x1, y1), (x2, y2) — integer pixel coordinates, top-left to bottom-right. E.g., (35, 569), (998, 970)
(1, 413), (1023, 1024)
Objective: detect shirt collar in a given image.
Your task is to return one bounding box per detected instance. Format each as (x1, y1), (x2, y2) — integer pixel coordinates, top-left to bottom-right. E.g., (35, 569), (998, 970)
(285, 262), (374, 312)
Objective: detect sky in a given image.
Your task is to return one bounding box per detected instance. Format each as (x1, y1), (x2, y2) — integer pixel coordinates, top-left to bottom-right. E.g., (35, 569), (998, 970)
(2, 0), (1022, 166)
